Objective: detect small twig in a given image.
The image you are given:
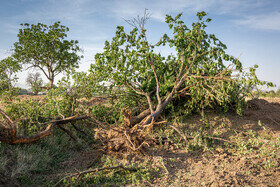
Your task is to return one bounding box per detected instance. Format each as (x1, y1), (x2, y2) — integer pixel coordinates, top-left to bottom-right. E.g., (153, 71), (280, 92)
(56, 102), (65, 119)
(158, 157), (169, 175)
(57, 124), (77, 141)
(87, 154), (102, 169)
(71, 96), (76, 116)
(54, 164), (138, 186)
(40, 115), (89, 126)
(87, 117), (107, 129)
(267, 117), (278, 135)
(124, 130), (136, 150)
(205, 136), (236, 145)
(166, 122), (193, 145)
(71, 122), (88, 136)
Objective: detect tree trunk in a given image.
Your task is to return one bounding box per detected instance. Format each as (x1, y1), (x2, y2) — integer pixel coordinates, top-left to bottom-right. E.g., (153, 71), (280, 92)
(140, 93), (174, 125)
(48, 71), (55, 90)
(122, 108), (150, 126)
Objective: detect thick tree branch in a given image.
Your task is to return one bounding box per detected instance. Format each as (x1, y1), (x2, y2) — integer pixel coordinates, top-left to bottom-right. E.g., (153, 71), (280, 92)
(27, 64), (49, 80)
(0, 109), (15, 129)
(149, 55), (162, 107)
(0, 109), (89, 144)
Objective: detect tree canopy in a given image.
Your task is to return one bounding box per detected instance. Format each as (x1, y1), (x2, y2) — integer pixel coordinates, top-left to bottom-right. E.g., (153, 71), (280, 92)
(91, 11), (269, 125)
(13, 21), (82, 89)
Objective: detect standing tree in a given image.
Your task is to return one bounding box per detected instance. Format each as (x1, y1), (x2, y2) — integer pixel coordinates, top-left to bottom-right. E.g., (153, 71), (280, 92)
(13, 21), (82, 89)
(0, 57), (21, 99)
(26, 72), (43, 95)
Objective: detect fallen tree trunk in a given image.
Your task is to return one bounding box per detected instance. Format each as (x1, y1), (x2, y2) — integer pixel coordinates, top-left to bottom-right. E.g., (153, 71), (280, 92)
(0, 109), (89, 144)
(121, 108), (150, 127)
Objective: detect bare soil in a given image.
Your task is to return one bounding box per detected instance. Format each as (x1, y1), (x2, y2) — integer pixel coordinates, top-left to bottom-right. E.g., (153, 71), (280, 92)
(63, 97), (280, 186)
(149, 97), (280, 186)
(1, 96), (280, 186)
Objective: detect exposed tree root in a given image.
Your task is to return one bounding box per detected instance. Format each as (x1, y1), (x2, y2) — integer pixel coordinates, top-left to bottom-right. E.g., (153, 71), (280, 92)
(94, 117), (160, 153)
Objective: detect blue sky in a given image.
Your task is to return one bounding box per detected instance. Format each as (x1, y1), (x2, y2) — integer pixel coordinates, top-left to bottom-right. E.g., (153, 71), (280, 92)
(0, 0), (279, 89)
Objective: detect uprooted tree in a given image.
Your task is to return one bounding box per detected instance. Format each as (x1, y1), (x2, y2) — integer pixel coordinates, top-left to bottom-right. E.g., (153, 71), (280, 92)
(90, 11), (270, 152)
(92, 11), (267, 124)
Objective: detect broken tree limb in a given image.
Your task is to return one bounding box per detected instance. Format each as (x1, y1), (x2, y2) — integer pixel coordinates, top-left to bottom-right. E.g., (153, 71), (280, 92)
(166, 122), (190, 145)
(0, 109), (89, 144)
(121, 108), (150, 127)
(57, 124), (77, 141)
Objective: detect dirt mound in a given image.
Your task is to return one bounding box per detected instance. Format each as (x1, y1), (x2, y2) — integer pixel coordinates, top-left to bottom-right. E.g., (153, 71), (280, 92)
(244, 98), (280, 130)
(185, 152), (280, 186)
(147, 147), (280, 186)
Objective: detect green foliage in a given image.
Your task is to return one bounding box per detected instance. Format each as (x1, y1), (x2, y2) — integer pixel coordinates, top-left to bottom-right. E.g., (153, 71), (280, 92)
(90, 11), (272, 117)
(3, 69), (101, 137)
(62, 155), (156, 186)
(4, 98), (56, 135)
(0, 132), (73, 185)
(13, 21), (82, 89)
(253, 88), (280, 98)
(91, 23), (164, 95)
(90, 104), (121, 124)
(58, 70), (103, 99)
(4, 91), (78, 136)
(0, 57), (21, 100)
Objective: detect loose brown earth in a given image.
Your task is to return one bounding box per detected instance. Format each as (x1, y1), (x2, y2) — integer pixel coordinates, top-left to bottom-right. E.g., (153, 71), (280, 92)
(58, 97), (280, 186)
(1, 96), (280, 186)
(151, 97), (280, 186)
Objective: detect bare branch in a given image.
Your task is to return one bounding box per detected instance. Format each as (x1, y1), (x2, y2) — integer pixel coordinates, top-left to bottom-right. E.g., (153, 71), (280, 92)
(125, 80), (146, 96)
(124, 8), (150, 33)
(54, 164), (138, 187)
(0, 109), (15, 129)
(145, 93), (154, 113)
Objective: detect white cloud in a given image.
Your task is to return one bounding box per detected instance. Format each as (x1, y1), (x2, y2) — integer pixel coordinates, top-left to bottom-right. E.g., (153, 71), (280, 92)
(234, 11), (280, 31)
(0, 49), (12, 60)
(107, 0), (269, 22)
(107, 0), (212, 22)
(3, 0), (273, 33)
